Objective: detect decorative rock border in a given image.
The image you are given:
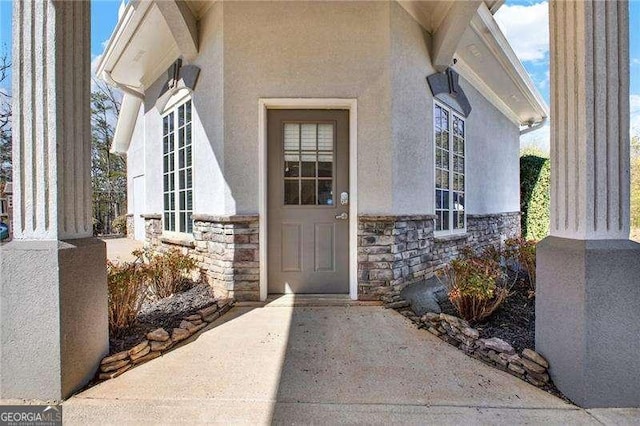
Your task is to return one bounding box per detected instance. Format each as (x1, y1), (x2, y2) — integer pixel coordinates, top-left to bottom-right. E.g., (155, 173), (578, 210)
(383, 293), (551, 389)
(98, 298), (235, 381)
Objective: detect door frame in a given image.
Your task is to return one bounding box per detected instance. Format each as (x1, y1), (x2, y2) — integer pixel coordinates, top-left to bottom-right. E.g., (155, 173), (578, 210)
(258, 98), (358, 301)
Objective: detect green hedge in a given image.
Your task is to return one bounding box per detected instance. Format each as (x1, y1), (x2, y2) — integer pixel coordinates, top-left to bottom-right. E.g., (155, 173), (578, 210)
(520, 155), (550, 240)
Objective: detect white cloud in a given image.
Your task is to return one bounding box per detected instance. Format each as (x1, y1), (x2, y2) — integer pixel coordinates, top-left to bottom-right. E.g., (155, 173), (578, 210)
(631, 58), (640, 66)
(495, 2), (549, 63)
(631, 94), (640, 136)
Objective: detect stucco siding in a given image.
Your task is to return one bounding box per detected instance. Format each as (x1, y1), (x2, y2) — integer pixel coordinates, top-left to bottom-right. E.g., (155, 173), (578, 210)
(222, 1), (393, 214)
(462, 79), (521, 215)
(129, 0), (520, 226)
(389, 2), (435, 215)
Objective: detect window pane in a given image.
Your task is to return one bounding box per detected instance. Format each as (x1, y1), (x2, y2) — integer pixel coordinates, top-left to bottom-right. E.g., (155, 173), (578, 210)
(178, 104), (185, 127)
(186, 191), (193, 210)
(435, 211), (442, 231)
(442, 190), (450, 211)
(186, 145), (192, 167)
(454, 137), (464, 155)
(318, 153), (333, 177)
(301, 153), (316, 177)
(441, 109), (449, 130)
(455, 192), (464, 211)
(284, 124), (300, 151)
(284, 180), (299, 205)
(179, 212), (186, 232)
(441, 210), (450, 230)
(301, 180), (316, 205)
(301, 124), (317, 151)
(186, 124), (192, 145)
(454, 155), (464, 173)
(179, 191), (186, 210)
(318, 180), (333, 205)
(164, 213), (171, 231)
(285, 158), (300, 177)
(186, 101), (192, 123)
(436, 189), (442, 209)
(187, 212), (193, 233)
(317, 124), (333, 151)
(186, 168), (193, 188)
(179, 148), (185, 169)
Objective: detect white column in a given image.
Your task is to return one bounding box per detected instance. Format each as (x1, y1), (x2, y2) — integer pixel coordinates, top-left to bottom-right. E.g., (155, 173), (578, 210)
(549, 0), (630, 240)
(1, 0), (107, 400)
(12, 0), (92, 240)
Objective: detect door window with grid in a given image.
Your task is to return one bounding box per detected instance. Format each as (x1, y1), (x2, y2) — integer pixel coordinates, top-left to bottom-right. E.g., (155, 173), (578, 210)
(283, 122), (335, 206)
(435, 101), (466, 233)
(163, 99), (193, 233)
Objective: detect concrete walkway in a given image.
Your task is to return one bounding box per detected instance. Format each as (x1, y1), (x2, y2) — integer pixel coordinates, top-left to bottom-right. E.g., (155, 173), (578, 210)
(64, 303), (639, 425)
(103, 237), (144, 263)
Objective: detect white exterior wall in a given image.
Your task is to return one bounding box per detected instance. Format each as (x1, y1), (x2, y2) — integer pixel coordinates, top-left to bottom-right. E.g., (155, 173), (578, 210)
(128, 1), (520, 223)
(127, 105), (145, 240)
(463, 80), (521, 214)
(222, 1), (393, 214)
(388, 2), (520, 216)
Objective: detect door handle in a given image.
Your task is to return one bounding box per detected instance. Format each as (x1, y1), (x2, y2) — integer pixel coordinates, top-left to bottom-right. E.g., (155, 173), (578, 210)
(335, 212), (349, 220)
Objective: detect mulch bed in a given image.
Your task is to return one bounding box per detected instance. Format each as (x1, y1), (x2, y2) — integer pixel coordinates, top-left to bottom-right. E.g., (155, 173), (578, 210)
(109, 283), (218, 354)
(439, 275), (569, 401)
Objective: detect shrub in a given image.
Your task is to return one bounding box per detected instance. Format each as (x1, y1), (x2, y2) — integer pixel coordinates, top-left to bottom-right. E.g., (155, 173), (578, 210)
(505, 237), (537, 294)
(145, 249), (199, 299)
(112, 214), (128, 235)
(107, 254), (147, 336)
(439, 247), (509, 323)
(520, 155), (550, 240)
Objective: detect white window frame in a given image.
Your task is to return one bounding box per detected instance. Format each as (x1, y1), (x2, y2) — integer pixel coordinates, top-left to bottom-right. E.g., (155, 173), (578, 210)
(433, 99), (467, 236)
(162, 95), (194, 237)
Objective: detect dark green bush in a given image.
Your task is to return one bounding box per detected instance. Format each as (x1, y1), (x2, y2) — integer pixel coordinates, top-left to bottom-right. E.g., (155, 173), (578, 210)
(520, 155), (550, 240)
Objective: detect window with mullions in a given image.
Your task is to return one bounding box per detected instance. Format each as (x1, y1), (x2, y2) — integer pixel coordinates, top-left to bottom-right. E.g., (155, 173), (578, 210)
(163, 99), (193, 233)
(435, 101), (465, 233)
(283, 122), (335, 206)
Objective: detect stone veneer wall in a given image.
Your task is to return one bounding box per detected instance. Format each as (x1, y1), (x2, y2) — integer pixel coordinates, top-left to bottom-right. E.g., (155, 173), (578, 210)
(143, 214), (260, 301)
(357, 212), (520, 300)
(143, 211), (518, 302)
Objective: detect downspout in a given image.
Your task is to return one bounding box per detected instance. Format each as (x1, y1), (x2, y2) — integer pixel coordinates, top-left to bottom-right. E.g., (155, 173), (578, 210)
(102, 70), (145, 100)
(520, 117), (547, 135)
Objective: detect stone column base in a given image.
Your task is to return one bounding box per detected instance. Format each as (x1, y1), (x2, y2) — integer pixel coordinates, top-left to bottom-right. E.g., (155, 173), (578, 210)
(0, 238), (108, 400)
(536, 236), (640, 408)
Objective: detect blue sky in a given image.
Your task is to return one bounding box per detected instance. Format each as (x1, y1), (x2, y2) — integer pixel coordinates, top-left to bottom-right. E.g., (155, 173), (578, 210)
(0, 0), (638, 152)
(495, 0), (640, 151)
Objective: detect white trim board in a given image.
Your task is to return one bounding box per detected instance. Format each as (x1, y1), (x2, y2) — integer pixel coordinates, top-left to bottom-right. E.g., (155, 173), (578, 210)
(258, 98), (358, 302)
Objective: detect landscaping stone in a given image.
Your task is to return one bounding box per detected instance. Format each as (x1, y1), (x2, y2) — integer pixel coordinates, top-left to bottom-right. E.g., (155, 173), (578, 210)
(198, 304), (218, 318)
(129, 345), (151, 361)
(385, 300), (410, 309)
(128, 340), (149, 356)
(172, 327), (191, 342)
(150, 339), (172, 352)
(520, 357), (547, 375)
(100, 359), (129, 373)
(383, 288), (554, 393)
(478, 337), (515, 355)
(461, 326), (479, 339)
(99, 364), (131, 380)
(522, 348), (549, 369)
(508, 363), (526, 375)
(203, 311), (220, 323)
(184, 314), (202, 322)
(146, 328), (170, 342)
(422, 312), (440, 323)
(427, 327), (441, 336)
(132, 350), (161, 365)
(100, 350), (128, 365)
(400, 277), (447, 315)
